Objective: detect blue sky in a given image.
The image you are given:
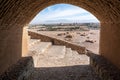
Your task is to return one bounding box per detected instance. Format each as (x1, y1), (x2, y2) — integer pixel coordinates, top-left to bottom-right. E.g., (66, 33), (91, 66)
(30, 4), (99, 24)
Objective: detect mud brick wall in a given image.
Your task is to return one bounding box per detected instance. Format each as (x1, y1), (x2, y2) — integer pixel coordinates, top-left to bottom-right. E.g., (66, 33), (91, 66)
(28, 31), (86, 54)
(87, 51), (120, 80)
(0, 57), (34, 80)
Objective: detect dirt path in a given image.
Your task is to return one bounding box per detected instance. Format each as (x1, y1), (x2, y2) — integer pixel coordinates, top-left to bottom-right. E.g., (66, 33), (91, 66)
(28, 46), (101, 80)
(29, 65), (101, 80)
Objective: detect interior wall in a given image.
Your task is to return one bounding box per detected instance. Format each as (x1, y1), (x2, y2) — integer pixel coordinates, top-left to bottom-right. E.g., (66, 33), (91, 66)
(22, 26), (29, 57)
(0, 27), (23, 74)
(0, 0), (30, 74)
(100, 23), (120, 69)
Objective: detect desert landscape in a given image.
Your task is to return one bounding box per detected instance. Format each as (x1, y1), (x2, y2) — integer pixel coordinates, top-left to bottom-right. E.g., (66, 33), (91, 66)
(28, 27), (101, 80)
(29, 23), (100, 53)
(34, 30), (100, 53)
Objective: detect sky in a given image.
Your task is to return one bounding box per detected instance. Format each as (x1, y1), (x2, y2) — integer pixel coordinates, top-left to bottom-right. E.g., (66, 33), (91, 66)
(30, 4), (99, 24)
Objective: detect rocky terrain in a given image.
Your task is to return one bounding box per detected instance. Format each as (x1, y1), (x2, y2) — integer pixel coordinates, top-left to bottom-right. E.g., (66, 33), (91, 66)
(28, 39), (101, 80)
(34, 30), (100, 53)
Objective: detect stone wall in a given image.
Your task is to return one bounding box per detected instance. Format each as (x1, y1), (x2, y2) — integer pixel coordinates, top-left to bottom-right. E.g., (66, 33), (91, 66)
(28, 31), (86, 54)
(100, 23), (120, 69)
(0, 57), (34, 80)
(87, 51), (120, 80)
(0, 28), (23, 74)
(0, 26), (29, 74)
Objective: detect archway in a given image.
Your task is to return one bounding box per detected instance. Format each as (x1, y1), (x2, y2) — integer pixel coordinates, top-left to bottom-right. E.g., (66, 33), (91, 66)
(0, 0), (120, 74)
(29, 3), (100, 54)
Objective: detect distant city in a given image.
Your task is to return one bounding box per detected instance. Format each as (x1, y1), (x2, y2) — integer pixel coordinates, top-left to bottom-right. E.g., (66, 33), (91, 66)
(30, 22), (99, 26)
(29, 22), (100, 31)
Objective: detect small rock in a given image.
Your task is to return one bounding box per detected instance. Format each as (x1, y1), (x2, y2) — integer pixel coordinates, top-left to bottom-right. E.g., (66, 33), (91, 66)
(80, 34), (86, 36)
(85, 40), (94, 43)
(87, 37), (90, 39)
(65, 35), (73, 38)
(57, 33), (65, 36)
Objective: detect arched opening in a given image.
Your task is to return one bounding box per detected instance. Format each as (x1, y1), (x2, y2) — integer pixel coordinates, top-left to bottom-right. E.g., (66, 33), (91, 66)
(26, 4), (101, 80)
(23, 0), (120, 70)
(29, 4), (100, 54)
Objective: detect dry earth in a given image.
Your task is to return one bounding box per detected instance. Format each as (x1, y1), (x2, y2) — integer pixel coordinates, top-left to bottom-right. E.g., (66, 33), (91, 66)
(28, 30), (101, 80)
(36, 30), (100, 53)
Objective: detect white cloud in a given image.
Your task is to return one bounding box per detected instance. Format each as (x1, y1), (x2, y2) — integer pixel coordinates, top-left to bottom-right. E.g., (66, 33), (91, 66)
(42, 7), (90, 19)
(30, 4), (99, 24)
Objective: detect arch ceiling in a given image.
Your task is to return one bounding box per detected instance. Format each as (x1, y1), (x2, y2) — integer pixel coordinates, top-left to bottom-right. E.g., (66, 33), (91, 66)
(0, 0), (120, 30)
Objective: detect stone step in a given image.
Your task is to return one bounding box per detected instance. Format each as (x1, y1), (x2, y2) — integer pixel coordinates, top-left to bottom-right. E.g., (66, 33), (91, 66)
(28, 35), (31, 40)
(28, 39), (40, 47)
(36, 45), (66, 67)
(72, 51), (89, 64)
(64, 49), (89, 65)
(65, 48), (73, 57)
(29, 42), (52, 54)
(45, 45), (66, 59)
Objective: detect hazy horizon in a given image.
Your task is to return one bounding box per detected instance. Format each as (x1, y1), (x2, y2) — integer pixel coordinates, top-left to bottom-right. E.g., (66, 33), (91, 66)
(30, 4), (99, 25)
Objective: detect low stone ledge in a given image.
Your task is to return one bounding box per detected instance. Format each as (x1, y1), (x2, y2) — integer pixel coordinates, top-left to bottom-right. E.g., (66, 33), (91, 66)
(28, 31), (86, 54)
(87, 51), (120, 80)
(0, 57), (34, 80)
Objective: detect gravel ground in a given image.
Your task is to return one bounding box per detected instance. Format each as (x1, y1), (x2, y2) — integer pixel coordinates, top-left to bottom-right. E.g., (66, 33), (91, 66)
(28, 48), (101, 80)
(27, 30), (101, 80)
(34, 30), (100, 53)
(28, 65), (101, 80)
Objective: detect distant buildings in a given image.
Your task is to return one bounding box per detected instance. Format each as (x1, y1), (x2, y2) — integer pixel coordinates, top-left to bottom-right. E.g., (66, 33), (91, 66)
(29, 22), (100, 31)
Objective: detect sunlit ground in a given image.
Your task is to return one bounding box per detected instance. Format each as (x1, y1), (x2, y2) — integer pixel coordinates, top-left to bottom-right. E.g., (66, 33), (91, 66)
(34, 30), (100, 53)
